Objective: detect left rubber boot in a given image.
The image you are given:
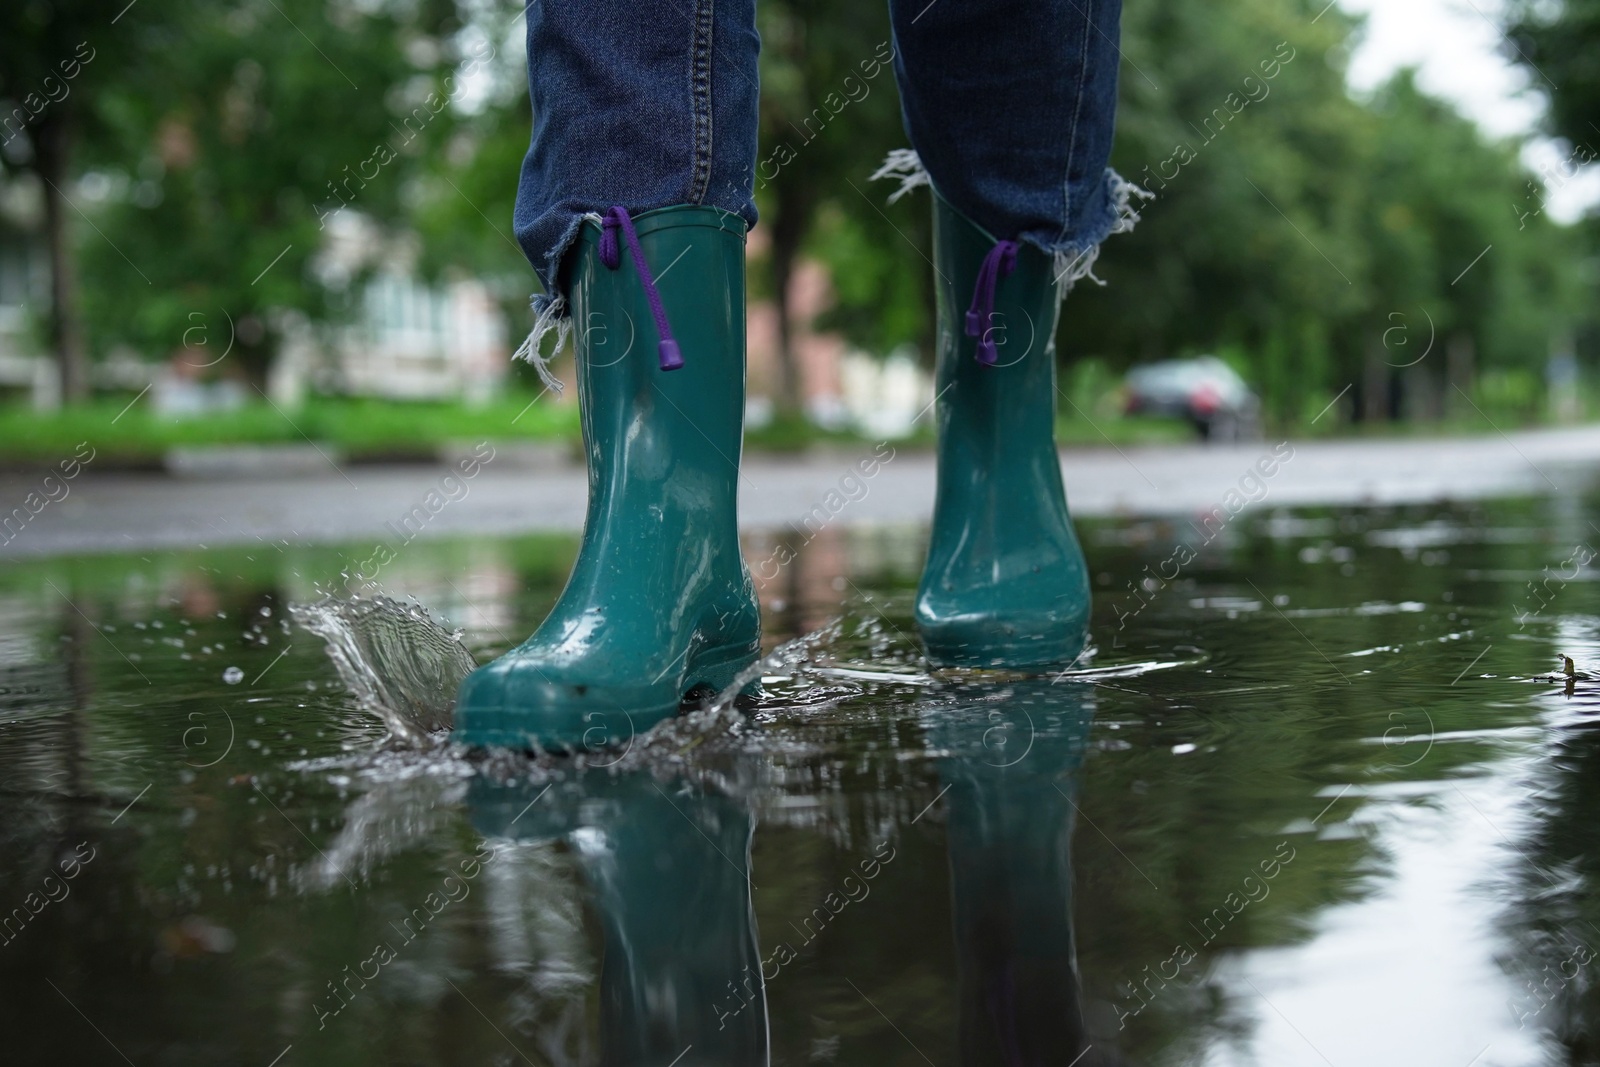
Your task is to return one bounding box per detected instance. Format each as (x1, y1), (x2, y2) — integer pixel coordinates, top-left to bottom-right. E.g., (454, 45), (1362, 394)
(453, 206), (760, 751)
(916, 191), (1092, 669)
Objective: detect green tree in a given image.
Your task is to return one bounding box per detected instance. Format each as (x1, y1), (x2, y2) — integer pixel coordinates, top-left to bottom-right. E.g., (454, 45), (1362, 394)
(77, 0), (470, 387)
(0, 0), (153, 402)
(1509, 0), (1600, 148)
(1336, 72), (1585, 422)
(755, 1), (910, 415)
(1060, 0), (1587, 426)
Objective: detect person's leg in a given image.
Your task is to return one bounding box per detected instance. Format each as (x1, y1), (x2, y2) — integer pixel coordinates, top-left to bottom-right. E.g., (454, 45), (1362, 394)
(880, 0), (1138, 281)
(880, 0), (1142, 668)
(455, 3), (763, 750)
(510, 0), (761, 385)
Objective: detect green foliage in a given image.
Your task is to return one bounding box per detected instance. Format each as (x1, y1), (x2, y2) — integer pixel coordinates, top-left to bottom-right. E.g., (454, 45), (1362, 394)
(60, 0), (477, 380)
(1509, 0), (1600, 148)
(2, 0), (1592, 428)
(805, 202), (927, 354)
(1062, 0), (1588, 427)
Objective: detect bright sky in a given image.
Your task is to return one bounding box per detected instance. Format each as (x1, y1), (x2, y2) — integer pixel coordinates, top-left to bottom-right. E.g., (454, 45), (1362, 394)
(1336, 0), (1600, 220)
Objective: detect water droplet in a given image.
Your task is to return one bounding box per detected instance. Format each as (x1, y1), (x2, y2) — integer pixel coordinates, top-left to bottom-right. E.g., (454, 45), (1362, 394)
(223, 666), (244, 684)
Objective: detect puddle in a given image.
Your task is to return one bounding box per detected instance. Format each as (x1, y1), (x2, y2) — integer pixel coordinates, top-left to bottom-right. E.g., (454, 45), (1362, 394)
(2, 496), (1599, 1065)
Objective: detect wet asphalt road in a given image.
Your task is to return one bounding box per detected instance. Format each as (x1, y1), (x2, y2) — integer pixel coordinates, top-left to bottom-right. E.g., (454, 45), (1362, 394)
(6, 425), (1598, 558)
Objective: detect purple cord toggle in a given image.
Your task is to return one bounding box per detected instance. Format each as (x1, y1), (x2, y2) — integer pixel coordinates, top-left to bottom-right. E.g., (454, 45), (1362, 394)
(964, 239), (1019, 366)
(597, 206), (683, 371)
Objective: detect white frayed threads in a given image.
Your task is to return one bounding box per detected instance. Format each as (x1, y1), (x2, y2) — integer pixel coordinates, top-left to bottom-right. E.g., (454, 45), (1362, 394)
(511, 295), (571, 396)
(1053, 170), (1152, 290)
(869, 148), (931, 204)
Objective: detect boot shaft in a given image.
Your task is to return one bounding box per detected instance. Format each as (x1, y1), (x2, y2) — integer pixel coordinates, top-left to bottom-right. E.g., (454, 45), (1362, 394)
(566, 205), (750, 541)
(930, 192), (1068, 489)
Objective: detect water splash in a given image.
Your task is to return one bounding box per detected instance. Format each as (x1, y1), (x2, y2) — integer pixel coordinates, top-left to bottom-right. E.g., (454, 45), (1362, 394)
(289, 595), (477, 742)
(468, 621), (850, 787)
(708, 618), (845, 714)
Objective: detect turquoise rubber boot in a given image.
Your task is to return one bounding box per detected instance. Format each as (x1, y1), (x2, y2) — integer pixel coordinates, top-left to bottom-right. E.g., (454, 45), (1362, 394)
(916, 191), (1092, 669)
(454, 206), (760, 751)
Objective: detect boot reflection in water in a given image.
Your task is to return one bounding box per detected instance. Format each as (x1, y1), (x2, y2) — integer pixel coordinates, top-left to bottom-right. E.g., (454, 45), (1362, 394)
(467, 772), (768, 1065)
(453, 0), (1138, 748)
(934, 681), (1124, 1065)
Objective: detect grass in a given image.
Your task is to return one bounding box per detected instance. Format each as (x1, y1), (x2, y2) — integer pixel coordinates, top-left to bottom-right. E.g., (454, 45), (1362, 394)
(0, 395), (580, 465)
(0, 390), (1581, 467)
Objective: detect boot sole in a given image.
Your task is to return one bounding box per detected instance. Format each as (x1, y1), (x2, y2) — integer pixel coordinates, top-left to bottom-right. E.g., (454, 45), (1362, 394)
(454, 640), (761, 752)
(681, 641), (764, 705)
(921, 630), (1088, 671)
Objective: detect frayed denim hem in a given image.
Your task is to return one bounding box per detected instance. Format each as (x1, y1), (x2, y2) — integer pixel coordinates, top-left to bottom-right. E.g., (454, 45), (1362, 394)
(870, 148), (1150, 291)
(1048, 169), (1151, 289)
(513, 211), (607, 396)
(870, 148), (932, 205)
(513, 292), (572, 396)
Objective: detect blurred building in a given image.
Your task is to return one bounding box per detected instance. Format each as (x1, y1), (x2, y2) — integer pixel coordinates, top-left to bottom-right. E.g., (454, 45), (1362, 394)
(328, 273), (509, 405)
(744, 224), (932, 435)
(0, 188), (56, 409)
(0, 191), (510, 410)
(304, 210), (511, 407)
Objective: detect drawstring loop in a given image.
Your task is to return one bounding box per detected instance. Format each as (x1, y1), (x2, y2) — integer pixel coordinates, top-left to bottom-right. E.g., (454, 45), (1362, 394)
(964, 239), (1019, 366)
(597, 206), (684, 371)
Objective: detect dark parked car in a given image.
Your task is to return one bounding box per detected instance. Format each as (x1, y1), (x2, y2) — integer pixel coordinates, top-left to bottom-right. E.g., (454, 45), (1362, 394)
(1123, 356), (1262, 440)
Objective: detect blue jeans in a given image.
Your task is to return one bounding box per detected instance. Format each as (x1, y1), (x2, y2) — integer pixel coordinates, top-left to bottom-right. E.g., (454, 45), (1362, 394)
(512, 0), (1137, 338)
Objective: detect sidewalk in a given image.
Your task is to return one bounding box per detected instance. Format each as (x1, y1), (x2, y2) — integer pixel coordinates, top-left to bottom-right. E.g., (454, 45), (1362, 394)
(7, 425), (1598, 559)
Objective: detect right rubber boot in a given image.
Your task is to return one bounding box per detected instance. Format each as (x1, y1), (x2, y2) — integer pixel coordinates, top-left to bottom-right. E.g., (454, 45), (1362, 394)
(915, 191), (1092, 670)
(454, 206), (761, 751)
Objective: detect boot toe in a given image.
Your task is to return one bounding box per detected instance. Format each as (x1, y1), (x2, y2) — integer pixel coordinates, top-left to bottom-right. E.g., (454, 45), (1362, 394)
(453, 654), (679, 752)
(917, 598), (1090, 670)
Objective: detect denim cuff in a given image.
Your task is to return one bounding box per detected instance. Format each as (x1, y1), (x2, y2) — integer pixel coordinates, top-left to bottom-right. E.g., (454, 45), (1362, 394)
(1047, 168), (1151, 289)
(514, 288), (574, 397)
(871, 149), (1150, 290)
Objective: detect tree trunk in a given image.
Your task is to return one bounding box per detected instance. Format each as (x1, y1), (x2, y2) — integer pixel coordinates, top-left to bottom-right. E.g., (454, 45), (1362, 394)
(34, 106), (89, 405)
(768, 187), (810, 419)
(1360, 331), (1389, 424)
(1446, 331), (1476, 419)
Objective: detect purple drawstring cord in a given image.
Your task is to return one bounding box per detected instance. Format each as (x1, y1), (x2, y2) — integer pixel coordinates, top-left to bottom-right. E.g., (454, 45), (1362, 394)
(597, 206), (684, 371)
(964, 239), (1019, 366)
